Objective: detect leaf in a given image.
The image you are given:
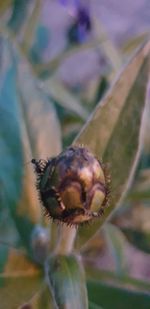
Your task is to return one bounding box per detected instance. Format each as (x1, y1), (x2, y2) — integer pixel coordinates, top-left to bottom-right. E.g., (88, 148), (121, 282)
(4, 33), (62, 253)
(89, 301), (104, 309)
(129, 168), (150, 201)
(0, 210), (19, 256)
(0, 36), (46, 255)
(85, 265), (150, 293)
(0, 245), (42, 308)
(16, 45), (62, 249)
(105, 224), (128, 275)
(28, 284), (54, 309)
(16, 50), (62, 160)
(0, 245), (39, 275)
(0, 0), (12, 16)
(93, 18), (122, 73)
(35, 37), (107, 76)
(42, 78), (88, 120)
(0, 37), (23, 213)
(122, 32), (149, 57)
(0, 33), (60, 256)
(7, 0), (31, 34)
(121, 228), (150, 254)
(46, 254), (88, 309)
(73, 41), (150, 250)
(0, 276), (43, 309)
(87, 279), (150, 309)
(21, 0), (42, 54)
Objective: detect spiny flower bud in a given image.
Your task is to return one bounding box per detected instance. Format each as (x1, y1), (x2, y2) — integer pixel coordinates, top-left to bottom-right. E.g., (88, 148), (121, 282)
(32, 146), (110, 225)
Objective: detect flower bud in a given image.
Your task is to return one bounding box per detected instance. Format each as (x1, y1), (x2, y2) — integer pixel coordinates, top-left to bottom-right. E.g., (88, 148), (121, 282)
(32, 146), (110, 225)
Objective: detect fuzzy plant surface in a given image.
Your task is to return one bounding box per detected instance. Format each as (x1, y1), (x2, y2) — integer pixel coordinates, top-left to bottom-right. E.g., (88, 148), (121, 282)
(0, 1), (150, 309)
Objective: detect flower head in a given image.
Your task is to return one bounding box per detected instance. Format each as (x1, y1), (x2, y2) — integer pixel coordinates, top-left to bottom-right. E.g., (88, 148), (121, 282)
(32, 146), (110, 225)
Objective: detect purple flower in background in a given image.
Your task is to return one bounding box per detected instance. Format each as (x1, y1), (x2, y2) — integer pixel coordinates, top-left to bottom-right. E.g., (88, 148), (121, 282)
(76, 5), (91, 42)
(59, 0), (92, 43)
(77, 5), (91, 31)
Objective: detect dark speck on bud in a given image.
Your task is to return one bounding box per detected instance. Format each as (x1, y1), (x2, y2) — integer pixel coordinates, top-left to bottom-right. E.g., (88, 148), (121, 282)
(32, 146), (110, 226)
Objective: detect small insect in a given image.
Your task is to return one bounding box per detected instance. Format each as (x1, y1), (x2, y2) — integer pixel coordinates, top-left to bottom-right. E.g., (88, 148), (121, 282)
(31, 146), (110, 226)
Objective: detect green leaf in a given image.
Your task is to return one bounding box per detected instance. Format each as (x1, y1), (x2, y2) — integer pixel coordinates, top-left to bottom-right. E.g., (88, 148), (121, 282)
(129, 168), (150, 201)
(46, 254), (88, 309)
(105, 224), (128, 275)
(89, 301), (104, 309)
(7, 0), (31, 34)
(85, 265), (150, 293)
(28, 284), (54, 309)
(43, 78), (88, 120)
(2, 33), (62, 254)
(16, 51), (62, 160)
(74, 41), (150, 250)
(0, 275), (42, 309)
(16, 46), (62, 250)
(121, 228), (150, 254)
(0, 211), (19, 254)
(0, 37), (44, 254)
(0, 0), (12, 16)
(0, 33), (60, 256)
(0, 37), (23, 213)
(87, 279), (150, 309)
(0, 245), (43, 308)
(21, 0), (42, 54)
(93, 18), (122, 73)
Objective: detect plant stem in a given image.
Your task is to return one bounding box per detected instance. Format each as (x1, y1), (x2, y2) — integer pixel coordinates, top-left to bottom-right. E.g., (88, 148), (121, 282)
(54, 225), (77, 255)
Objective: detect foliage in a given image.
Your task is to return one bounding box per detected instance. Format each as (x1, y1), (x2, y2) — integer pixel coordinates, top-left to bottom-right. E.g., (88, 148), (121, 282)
(0, 1), (150, 308)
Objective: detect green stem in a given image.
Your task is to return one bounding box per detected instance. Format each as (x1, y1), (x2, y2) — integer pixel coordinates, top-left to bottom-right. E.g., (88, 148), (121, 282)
(54, 225), (77, 255)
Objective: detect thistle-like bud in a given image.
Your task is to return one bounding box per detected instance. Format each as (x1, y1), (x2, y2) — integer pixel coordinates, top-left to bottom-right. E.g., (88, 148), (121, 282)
(32, 146), (110, 225)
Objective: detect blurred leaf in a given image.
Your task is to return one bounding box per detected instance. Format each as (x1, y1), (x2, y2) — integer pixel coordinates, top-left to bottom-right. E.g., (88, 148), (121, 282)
(46, 254), (88, 309)
(0, 37), (44, 254)
(58, 104), (83, 148)
(63, 127), (81, 148)
(74, 41), (150, 250)
(0, 245), (43, 308)
(0, 0), (12, 16)
(121, 228), (150, 254)
(89, 302), (104, 309)
(28, 284), (54, 309)
(42, 78), (88, 120)
(93, 18), (122, 73)
(129, 168), (150, 201)
(22, 0), (42, 54)
(105, 224), (128, 275)
(35, 37), (106, 76)
(29, 25), (50, 65)
(85, 265), (150, 293)
(0, 210), (19, 248)
(0, 33), (61, 254)
(93, 76), (109, 106)
(7, 0), (31, 34)
(15, 125), (43, 253)
(9, 35), (62, 252)
(16, 49), (62, 246)
(0, 276), (42, 309)
(87, 279), (150, 309)
(122, 32), (149, 56)
(0, 245), (39, 275)
(130, 188), (150, 201)
(0, 37), (23, 212)
(16, 52), (62, 159)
